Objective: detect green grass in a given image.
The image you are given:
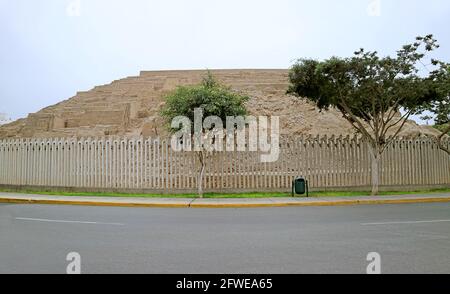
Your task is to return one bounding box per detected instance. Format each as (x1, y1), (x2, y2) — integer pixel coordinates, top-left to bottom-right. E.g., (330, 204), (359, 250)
(1, 188), (450, 199)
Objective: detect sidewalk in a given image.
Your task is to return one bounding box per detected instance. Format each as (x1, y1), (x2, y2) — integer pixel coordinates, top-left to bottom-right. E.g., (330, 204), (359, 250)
(1, 192), (450, 208)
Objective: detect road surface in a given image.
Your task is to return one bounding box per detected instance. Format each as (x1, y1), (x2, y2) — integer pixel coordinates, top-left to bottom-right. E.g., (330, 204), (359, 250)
(0, 202), (449, 274)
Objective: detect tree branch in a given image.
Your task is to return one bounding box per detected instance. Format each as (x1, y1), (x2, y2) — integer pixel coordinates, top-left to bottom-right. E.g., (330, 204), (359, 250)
(437, 125), (450, 155)
(382, 110), (412, 139)
(382, 112), (412, 153)
(338, 100), (376, 147)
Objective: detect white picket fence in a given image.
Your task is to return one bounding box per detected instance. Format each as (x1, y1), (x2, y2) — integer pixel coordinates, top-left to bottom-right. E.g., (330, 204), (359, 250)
(0, 136), (449, 192)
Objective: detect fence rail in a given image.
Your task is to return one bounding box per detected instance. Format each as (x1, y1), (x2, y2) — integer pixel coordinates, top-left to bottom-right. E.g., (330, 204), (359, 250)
(0, 136), (449, 192)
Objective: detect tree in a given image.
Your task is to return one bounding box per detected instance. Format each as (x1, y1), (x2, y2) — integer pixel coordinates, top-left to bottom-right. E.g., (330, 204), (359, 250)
(287, 35), (447, 195)
(161, 72), (249, 197)
(422, 61), (450, 155)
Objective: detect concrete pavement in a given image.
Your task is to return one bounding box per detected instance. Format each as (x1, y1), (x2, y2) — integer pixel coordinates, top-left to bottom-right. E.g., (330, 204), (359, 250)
(1, 191), (450, 208)
(1, 202), (449, 273)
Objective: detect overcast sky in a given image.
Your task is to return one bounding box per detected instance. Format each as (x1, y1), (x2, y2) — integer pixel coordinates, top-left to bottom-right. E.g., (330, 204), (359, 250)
(1, 0), (449, 123)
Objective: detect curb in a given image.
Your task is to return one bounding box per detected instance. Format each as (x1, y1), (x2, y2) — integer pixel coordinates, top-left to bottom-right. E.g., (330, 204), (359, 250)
(1, 196), (450, 208)
(0, 198), (190, 208)
(189, 197), (450, 208)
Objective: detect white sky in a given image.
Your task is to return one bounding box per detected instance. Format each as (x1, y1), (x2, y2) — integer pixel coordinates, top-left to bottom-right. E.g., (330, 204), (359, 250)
(1, 0), (449, 123)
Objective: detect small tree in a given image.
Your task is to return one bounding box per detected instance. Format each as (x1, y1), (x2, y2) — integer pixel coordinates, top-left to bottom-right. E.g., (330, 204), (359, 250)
(161, 72), (249, 197)
(288, 35), (446, 195)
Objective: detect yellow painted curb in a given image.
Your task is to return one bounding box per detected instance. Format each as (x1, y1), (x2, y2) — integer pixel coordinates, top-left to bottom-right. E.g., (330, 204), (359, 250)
(189, 198), (450, 208)
(0, 198), (190, 208)
(1, 197), (450, 208)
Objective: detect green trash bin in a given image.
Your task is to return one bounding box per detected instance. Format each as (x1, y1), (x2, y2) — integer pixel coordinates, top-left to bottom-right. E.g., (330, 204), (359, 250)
(292, 177), (309, 197)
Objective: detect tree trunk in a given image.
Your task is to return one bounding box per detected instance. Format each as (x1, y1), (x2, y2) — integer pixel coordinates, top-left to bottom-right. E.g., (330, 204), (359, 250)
(197, 151), (205, 198)
(369, 145), (381, 196)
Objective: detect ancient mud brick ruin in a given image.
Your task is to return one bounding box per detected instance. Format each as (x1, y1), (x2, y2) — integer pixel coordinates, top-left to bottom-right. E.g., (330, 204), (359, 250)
(0, 69), (439, 139)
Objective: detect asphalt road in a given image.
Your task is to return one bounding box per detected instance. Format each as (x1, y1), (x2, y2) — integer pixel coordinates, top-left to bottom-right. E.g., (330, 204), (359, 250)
(0, 202), (449, 274)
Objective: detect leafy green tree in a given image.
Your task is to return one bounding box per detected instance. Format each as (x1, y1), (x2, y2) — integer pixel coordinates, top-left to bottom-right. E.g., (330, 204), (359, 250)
(161, 72), (249, 197)
(287, 35), (446, 195)
(422, 61), (450, 154)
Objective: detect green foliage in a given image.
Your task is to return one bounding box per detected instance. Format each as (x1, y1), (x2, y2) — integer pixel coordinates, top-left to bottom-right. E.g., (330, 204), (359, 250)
(434, 123), (450, 133)
(422, 62), (450, 126)
(161, 71), (249, 131)
(435, 104), (450, 126)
